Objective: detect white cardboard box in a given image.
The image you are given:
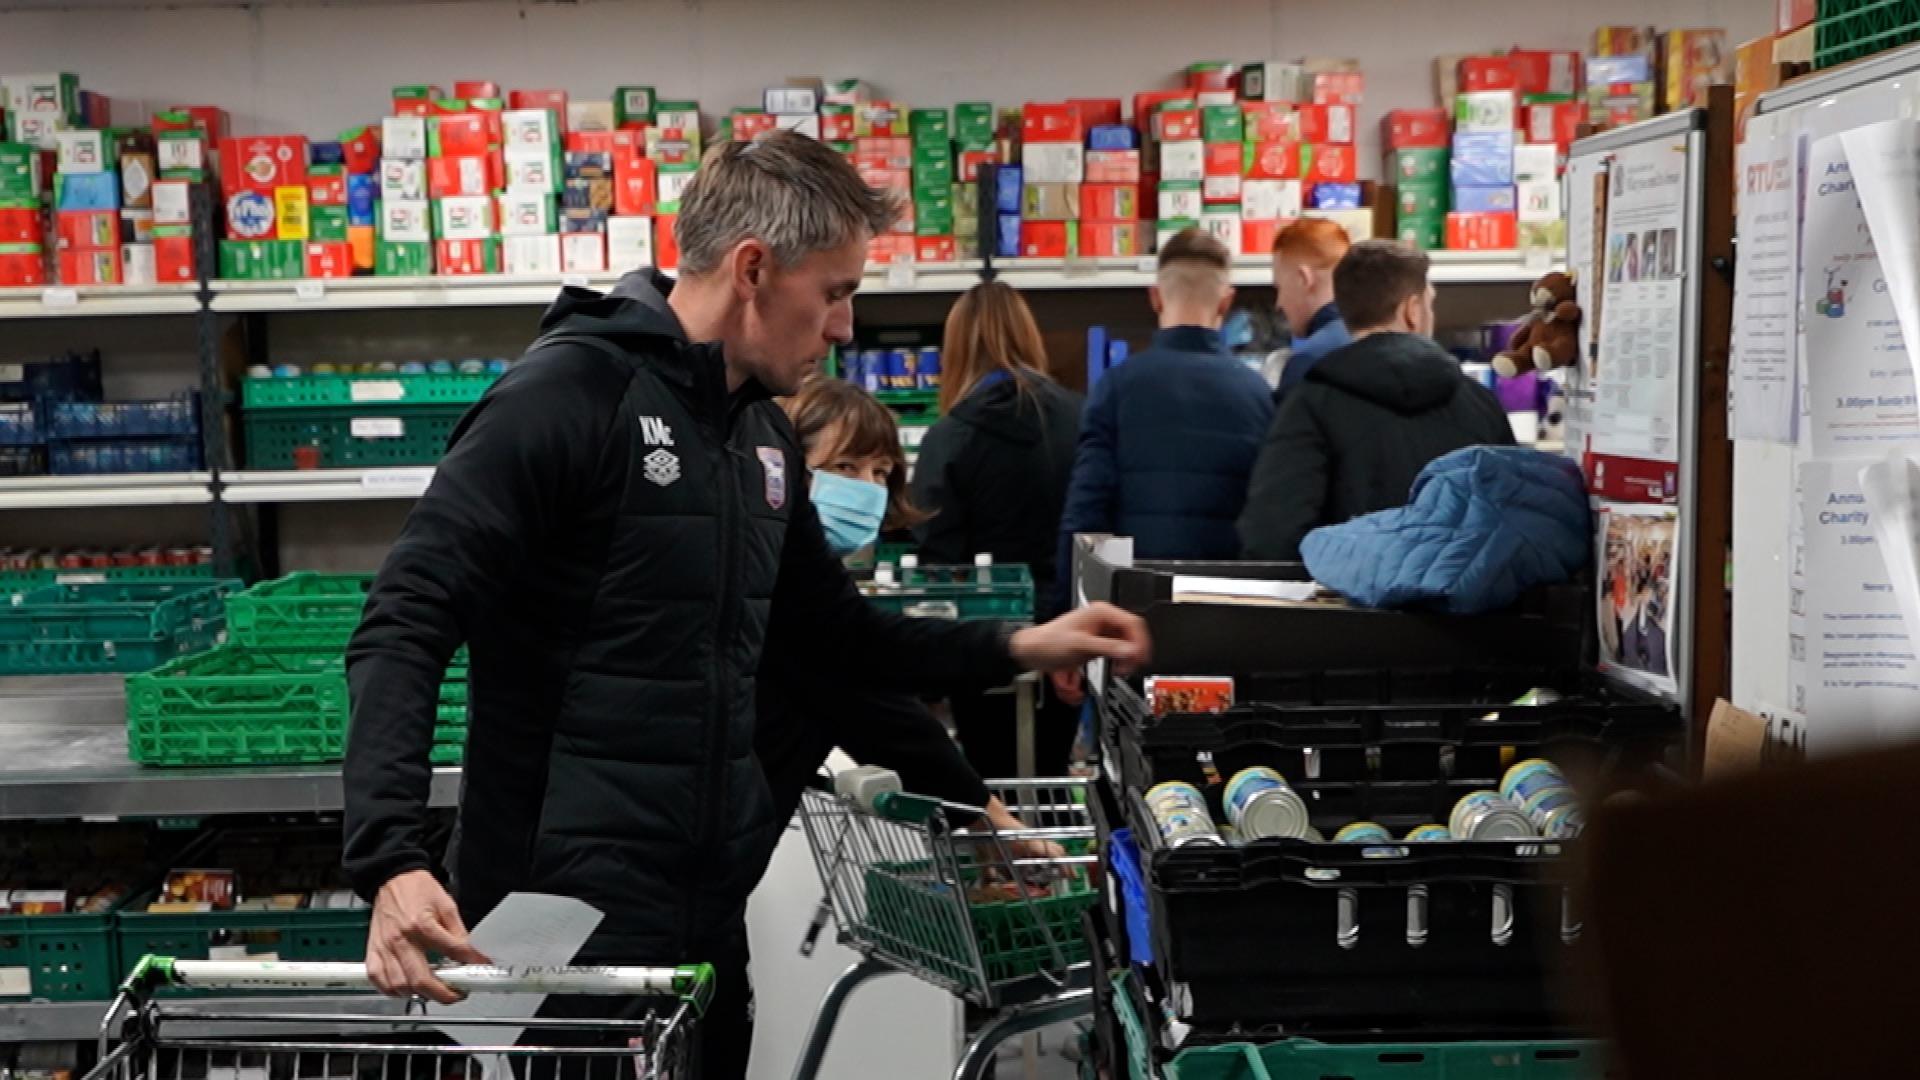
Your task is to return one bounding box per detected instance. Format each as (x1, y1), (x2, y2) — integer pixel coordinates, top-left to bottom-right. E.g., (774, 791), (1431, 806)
(503, 109), (556, 153)
(152, 181), (194, 226)
(1513, 143), (1560, 185)
(1518, 180), (1562, 224)
(119, 243), (156, 285)
(1242, 179), (1303, 222)
(436, 195), (495, 240)
(503, 153), (557, 194)
(497, 192), (555, 237)
(607, 215), (655, 270)
(381, 116), (427, 161)
(55, 130), (106, 174)
(1159, 140), (1205, 182)
(380, 199), (430, 243)
(380, 158), (425, 201)
(561, 232), (608, 274)
(503, 234), (561, 276)
(1021, 142), (1084, 184)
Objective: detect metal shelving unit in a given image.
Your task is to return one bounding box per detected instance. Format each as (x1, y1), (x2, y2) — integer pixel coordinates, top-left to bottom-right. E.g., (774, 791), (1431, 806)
(0, 284), (201, 320)
(221, 466), (437, 504)
(0, 473), (215, 510)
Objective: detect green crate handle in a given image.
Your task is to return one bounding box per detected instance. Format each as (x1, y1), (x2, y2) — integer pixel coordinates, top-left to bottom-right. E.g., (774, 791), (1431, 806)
(871, 791), (943, 823)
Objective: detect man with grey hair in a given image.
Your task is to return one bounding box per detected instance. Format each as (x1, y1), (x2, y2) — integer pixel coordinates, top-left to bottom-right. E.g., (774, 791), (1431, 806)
(342, 131), (1148, 1076)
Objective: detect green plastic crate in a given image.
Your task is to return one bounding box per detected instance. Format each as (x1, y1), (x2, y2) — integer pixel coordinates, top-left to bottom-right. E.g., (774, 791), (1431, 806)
(0, 908), (120, 1002)
(861, 858), (1096, 990)
(116, 898), (370, 998)
(1110, 972), (1155, 1080)
(857, 564), (1034, 622)
(1164, 1039), (1609, 1080)
(1816, 0), (1920, 68)
(0, 580), (237, 676)
(126, 645), (467, 766)
(225, 573), (372, 647)
(242, 372), (498, 409)
(0, 562), (218, 601)
(243, 405), (471, 468)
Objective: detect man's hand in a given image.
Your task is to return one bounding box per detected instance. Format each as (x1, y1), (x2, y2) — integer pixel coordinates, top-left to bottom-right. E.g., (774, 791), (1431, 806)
(1049, 669), (1085, 706)
(977, 798), (1068, 864)
(367, 869), (489, 1005)
(1009, 602), (1149, 676)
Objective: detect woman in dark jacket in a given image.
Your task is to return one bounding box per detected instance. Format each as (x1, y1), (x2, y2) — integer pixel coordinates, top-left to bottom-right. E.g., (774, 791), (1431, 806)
(912, 281), (1083, 777)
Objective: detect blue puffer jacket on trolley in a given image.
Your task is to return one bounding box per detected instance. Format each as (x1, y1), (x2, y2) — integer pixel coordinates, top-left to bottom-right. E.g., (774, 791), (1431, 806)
(1300, 446), (1591, 615)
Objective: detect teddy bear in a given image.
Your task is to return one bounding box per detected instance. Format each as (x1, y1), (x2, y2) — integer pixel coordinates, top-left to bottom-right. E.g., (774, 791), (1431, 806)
(1493, 271), (1582, 378)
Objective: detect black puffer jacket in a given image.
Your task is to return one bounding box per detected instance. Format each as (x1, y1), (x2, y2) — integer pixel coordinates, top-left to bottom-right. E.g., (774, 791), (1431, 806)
(344, 271), (1018, 963)
(911, 373), (1082, 620)
(1237, 332), (1514, 561)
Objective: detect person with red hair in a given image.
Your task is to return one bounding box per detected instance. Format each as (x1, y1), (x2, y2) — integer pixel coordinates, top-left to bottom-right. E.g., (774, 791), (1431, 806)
(1271, 218), (1352, 402)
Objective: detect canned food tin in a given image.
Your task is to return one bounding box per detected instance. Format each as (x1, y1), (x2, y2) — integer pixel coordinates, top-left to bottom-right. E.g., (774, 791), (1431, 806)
(1536, 800), (1585, 839)
(1500, 758), (1568, 806)
(1449, 791), (1536, 840)
(858, 349), (887, 394)
(1145, 781), (1224, 849)
(1404, 824), (1453, 842)
(886, 348), (917, 391)
(1303, 826), (1325, 842)
(1222, 766), (1311, 840)
(1333, 821), (1393, 844)
(916, 346), (942, 391)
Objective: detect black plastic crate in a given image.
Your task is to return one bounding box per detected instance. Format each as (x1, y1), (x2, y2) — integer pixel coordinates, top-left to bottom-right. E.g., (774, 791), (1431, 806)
(1102, 678), (1681, 1033)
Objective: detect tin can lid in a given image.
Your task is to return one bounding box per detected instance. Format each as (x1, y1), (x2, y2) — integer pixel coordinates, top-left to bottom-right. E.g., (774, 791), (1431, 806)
(1239, 787), (1311, 840)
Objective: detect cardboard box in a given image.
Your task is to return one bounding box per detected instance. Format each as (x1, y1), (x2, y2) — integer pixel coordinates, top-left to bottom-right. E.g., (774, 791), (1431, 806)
(1588, 54), (1653, 87)
(1446, 210), (1517, 250)
(120, 243), (155, 285)
(1081, 182), (1138, 221)
(153, 231), (192, 282)
(1084, 150), (1141, 184)
(435, 237), (499, 275)
(119, 147), (156, 209)
(224, 190), (277, 241)
(615, 157), (656, 217)
(381, 117), (427, 162)
(1305, 144), (1358, 184)
(497, 192), (555, 236)
(55, 129), (108, 174)
(302, 240), (351, 278)
(1294, 104), (1354, 145)
(1154, 107), (1201, 142)
(1246, 139), (1303, 180)
(1020, 182), (1079, 221)
(1665, 28), (1731, 111)
(606, 214), (654, 269)
(908, 106), (950, 144)
(3, 73), (79, 122)
(273, 186), (308, 240)
(561, 207), (609, 235)
(307, 167), (347, 207)
(820, 106), (857, 143)
(1155, 216), (1198, 252)
(509, 89), (569, 124)
(1242, 178), (1302, 222)
(1456, 91), (1517, 134)
(431, 114), (493, 158)
(504, 109), (558, 155)
(1778, 0), (1815, 31)
(381, 199), (430, 243)
(1312, 71), (1364, 106)
(1451, 132), (1514, 186)
(1238, 218), (1276, 255)
(56, 209), (116, 250)
(1310, 182), (1362, 210)
(309, 203), (348, 241)
(58, 245), (120, 284)
(1518, 180), (1561, 223)
(120, 208), (154, 245)
(1396, 215), (1445, 250)
(1019, 220), (1074, 258)
(1157, 180), (1203, 222)
(1240, 61), (1304, 103)
(1201, 105), (1244, 144)
(504, 153), (559, 194)
(428, 156), (492, 199)
(559, 231), (606, 273)
(0, 247), (48, 286)
(502, 233), (560, 275)
(222, 135), (307, 192)
(1513, 143), (1560, 184)
(1201, 207), (1242, 253)
(730, 110), (778, 143)
(855, 101), (905, 138)
(1523, 101), (1583, 147)
(1397, 185), (1448, 218)
(1160, 140), (1204, 182)
(1203, 173), (1243, 204)
(1239, 102), (1292, 143)
(911, 234), (955, 263)
(1023, 141), (1083, 184)
(1509, 50), (1582, 96)
(56, 172), (117, 211)
(380, 158), (426, 202)
(0, 207), (40, 244)
(1452, 184), (1515, 214)
(1303, 207), (1374, 243)
(869, 232), (916, 264)
(1388, 147), (1449, 187)
(1384, 109), (1449, 150)
(657, 164), (698, 210)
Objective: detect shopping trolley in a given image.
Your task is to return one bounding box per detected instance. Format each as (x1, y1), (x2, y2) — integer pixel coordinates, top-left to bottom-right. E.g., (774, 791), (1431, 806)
(791, 771), (1099, 1080)
(83, 956), (715, 1080)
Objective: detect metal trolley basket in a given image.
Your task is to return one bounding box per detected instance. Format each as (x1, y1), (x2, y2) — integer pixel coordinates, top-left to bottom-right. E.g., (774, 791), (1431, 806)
(84, 957), (715, 1080)
(791, 774), (1099, 1080)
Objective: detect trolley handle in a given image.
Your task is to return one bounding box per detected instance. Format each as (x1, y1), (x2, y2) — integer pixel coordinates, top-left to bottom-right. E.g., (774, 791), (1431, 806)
(120, 956), (716, 1012)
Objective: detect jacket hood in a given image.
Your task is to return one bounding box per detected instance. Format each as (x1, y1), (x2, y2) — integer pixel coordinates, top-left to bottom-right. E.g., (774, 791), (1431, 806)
(537, 269), (689, 344)
(1309, 332), (1463, 414)
(951, 374), (1076, 445)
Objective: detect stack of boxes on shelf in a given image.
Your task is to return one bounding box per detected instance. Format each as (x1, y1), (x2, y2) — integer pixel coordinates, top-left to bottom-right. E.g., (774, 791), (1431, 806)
(1735, 6), (1816, 144)
(221, 132), (310, 280)
(1588, 27), (1661, 130)
(910, 107), (955, 263)
(1, 73), (80, 287)
(1018, 100), (1086, 259)
(952, 102), (995, 258)
(844, 97), (914, 265)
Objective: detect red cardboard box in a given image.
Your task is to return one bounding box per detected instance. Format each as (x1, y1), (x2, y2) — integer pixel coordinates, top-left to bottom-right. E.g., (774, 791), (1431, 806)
(305, 241), (353, 278)
(867, 233), (914, 264)
(436, 238), (495, 276)
(58, 246), (121, 285)
(1246, 139), (1303, 179)
(1446, 211), (1518, 250)
(0, 251), (46, 286)
(393, 98), (435, 118)
(436, 114), (493, 157)
(821, 109), (856, 142)
(429, 156), (495, 199)
(1020, 220), (1073, 258)
(1022, 103), (1083, 143)
(308, 171), (347, 206)
(511, 90), (570, 128)
(1306, 144), (1358, 184)
(1508, 50), (1582, 96)
(342, 127), (381, 173)
(220, 135), (308, 193)
(1203, 142), (1242, 177)
(732, 112), (778, 142)
(1295, 104), (1355, 144)
(856, 137), (913, 169)
(1459, 56), (1519, 92)
(1778, 0), (1815, 31)
(1524, 101), (1583, 147)
(1385, 109), (1450, 149)
(1155, 108), (1201, 141)
(654, 214), (679, 270)
(567, 131), (616, 155)
(455, 80), (501, 100)
(1084, 150), (1140, 184)
(1187, 64), (1236, 93)
(1242, 218), (1279, 255)
(57, 211), (117, 251)
(1080, 221), (1143, 258)
(616, 157), (657, 216)
(855, 101), (905, 138)
(1242, 102), (1294, 143)
(915, 235), (957, 263)
(164, 105), (230, 145)
(0, 207), (41, 245)
(1312, 71), (1364, 106)
(1133, 90), (1192, 134)
(1082, 183), (1139, 221)
(958, 149), (999, 182)
(154, 234), (194, 282)
(1069, 98), (1124, 129)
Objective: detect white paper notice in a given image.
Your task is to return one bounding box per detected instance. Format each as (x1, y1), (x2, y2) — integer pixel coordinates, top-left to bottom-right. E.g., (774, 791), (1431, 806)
(1732, 129), (1803, 443)
(1802, 134), (1920, 457)
(1799, 459), (1920, 755)
(1590, 138), (1689, 465)
(432, 892), (604, 1050)
(1842, 121), (1920, 379)
(1860, 451), (1920, 652)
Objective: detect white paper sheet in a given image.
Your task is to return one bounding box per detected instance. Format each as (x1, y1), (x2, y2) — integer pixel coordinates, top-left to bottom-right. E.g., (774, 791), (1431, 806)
(1861, 451), (1920, 651)
(1590, 137), (1689, 465)
(1802, 134), (1920, 456)
(1732, 124), (1803, 443)
(1842, 121), (1920, 383)
(432, 893), (604, 1051)
(1169, 575), (1319, 604)
(1799, 459), (1920, 755)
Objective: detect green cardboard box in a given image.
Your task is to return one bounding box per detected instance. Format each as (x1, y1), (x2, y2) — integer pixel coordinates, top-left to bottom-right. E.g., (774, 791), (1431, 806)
(1395, 214), (1445, 251)
(220, 239), (304, 280)
(910, 108), (950, 146)
(913, 158), (953, 196)
(955, 102), (995, 148)
(1387, 148), (1450, 188)
(1201, 105), (1244, 144)
(310, 204), (349, 242)
(0, 143), (36, 200)
(617, 87), (656, 127)
(1396, 186), (1448, 218)
(376, 240), (433, 277)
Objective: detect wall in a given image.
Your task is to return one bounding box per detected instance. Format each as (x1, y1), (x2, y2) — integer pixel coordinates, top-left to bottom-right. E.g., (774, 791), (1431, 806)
(1, 0), (1770, 172)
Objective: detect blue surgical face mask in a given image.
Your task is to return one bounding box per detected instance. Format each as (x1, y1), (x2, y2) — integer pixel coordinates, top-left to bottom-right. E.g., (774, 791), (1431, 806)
(811, 469), (888, 556)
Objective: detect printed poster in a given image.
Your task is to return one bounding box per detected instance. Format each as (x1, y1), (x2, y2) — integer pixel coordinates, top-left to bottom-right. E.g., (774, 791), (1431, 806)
(1588, 137), (1690, 502)
(1842, 121), (1920, 377)
(1561, 154), (1604, 466)
(1596, 502), (1680, 699)
(1731, 125), (1803, 444)
(1801, 133), (1920, 457)
(1798, 459), (1920, 755)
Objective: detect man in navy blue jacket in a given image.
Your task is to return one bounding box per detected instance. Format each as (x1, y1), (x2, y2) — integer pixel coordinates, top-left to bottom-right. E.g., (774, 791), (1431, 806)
(1052, 227), (1274, 618)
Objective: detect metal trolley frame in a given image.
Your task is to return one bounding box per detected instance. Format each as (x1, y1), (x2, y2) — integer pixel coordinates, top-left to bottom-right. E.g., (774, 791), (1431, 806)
(790, 777), (1098, 1080)
(83, 957), (715, 1080)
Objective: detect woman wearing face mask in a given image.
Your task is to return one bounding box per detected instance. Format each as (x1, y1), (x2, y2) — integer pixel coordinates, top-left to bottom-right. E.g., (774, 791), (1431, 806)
(782, 376), (924, 556)
(911, 282), (1084, 778)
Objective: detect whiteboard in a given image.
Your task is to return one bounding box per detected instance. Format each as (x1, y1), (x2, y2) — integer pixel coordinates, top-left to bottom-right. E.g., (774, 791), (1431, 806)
(1735, 45), (1920, 727)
